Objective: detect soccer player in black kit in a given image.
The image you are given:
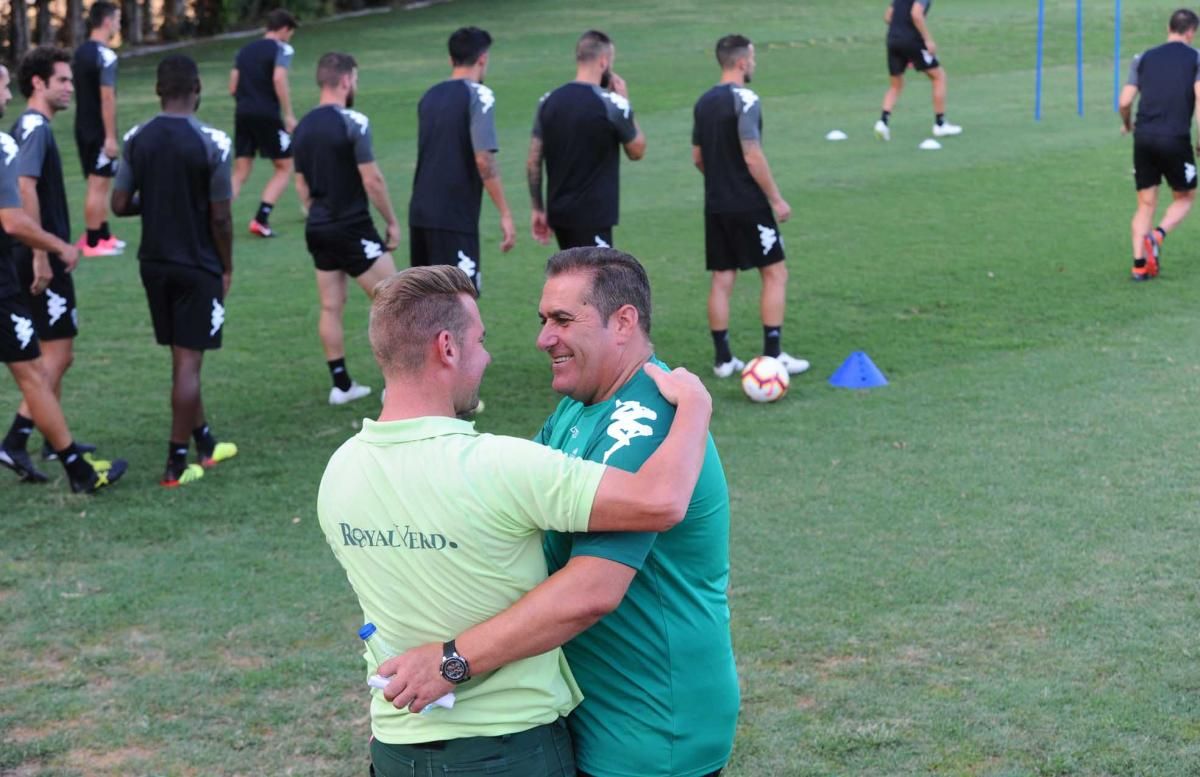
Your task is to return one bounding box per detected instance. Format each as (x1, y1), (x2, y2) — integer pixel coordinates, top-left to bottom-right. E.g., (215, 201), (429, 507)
(693, 35), (809, 378)
(873, 0), (962, 141)
(409, 26), (515, 294)
(1119, 9), (1200, 281)
(230, 9), (298, 238)
(293, 52), (399, 406)
(112, 55), (239, 487)
(527, 29), (645, 250)
(72, 1), (125, 257)
(0, 63), (127, 493)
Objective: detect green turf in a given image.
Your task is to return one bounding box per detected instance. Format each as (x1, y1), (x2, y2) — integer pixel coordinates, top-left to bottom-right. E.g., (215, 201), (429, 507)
(5, 0), (1200, 774)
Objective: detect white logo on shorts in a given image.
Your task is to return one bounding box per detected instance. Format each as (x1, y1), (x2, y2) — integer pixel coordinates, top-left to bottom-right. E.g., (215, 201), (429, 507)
(456, 250), (477, 278)
(594, 235), (610, 248)
(361, 239), (383, 260)
(95, 149), (111, 170)
(757, 224), (778, 255)
(45, 288), (67, 326)
(278, 130), (291, 152)
(1186, 163), (1196, 184)
(210, 298), (225, 337)
(11, 314), (33, 350)
(921, 49), (934, 65)
(602, 400), (658, 464)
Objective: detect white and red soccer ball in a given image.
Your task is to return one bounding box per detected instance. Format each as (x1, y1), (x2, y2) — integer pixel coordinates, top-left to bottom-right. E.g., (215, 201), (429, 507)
(740, 356), (789, 403)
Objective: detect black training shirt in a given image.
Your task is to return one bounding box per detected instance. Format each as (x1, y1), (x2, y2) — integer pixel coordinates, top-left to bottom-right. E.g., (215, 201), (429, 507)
(293, 105), (376, 228)
(114, 114), (233, 276)
(532, 82), (638, 229)
(1128, 42), (1200, 138)
(10, 110), (70, 278)
(888, 0), (932, 47)
(692, 84), (769, 214)
(234, 38), (294, 118)
(409, 79), (499, 233)
(73, 40), (118, 141)
(0, 131), (23, 299)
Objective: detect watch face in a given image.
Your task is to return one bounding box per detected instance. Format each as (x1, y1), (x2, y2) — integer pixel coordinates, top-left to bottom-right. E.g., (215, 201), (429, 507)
(443, 657), (469, 682)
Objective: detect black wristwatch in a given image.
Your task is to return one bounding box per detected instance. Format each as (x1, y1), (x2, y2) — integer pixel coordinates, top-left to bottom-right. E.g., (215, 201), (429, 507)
(440, 639), (471, 684)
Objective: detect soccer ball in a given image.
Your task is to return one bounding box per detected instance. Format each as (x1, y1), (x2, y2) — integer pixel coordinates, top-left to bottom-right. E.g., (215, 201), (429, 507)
(741, 356), (789, 403)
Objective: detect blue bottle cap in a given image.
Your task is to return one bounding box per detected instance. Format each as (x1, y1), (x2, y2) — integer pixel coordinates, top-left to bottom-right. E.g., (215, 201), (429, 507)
(358, 623), (376, 640)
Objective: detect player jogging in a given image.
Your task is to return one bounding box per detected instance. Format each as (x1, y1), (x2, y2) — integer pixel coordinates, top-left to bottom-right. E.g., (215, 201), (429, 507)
(692, 35), (809, 378)
(1119, 8), (1200, 281)
(528, 30), (645, 250)
(71, 1), (125, 257)
(409, 26), (515, 295)
(230, 9), (298, 238)
(874, 0), (963, 141)
(112, 55), (238, 487)
(293, 52), (399, 406)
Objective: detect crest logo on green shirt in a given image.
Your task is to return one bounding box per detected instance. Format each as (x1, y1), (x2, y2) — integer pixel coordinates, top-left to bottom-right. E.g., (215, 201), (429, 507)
(602, 400), (657, 464)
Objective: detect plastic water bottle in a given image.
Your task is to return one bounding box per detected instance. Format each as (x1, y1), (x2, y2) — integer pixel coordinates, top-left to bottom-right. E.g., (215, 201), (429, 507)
(357, 622), (456, 711)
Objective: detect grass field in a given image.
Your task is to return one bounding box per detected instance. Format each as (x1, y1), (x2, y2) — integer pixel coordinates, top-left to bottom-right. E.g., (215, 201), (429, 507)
(5, 0), (1200, 774)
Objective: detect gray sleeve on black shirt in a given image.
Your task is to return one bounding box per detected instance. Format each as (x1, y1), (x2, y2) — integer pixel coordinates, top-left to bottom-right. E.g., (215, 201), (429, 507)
(14, 118), (48, 179)
(275, 41), (294, 70)
(1127, 54), (1141, 87)
(0, 133), (21, 209)
(531, 92), (549, 139)
(733, 87), (762, 141)
(342, 109), (375, 164)
(113, 124), (140, 193)
(99, 46), (118, 88)
(191, 118), (233, 201)
(596, 85), (637, 144)
(468, 82), (499, 153)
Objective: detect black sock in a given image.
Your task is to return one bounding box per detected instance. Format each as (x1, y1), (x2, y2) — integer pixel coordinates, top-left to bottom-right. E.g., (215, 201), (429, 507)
(1155, 226), (1167, 241)
(711, 330), (733, 365)
(86, 228), (104, 248)
(58, 443), (93, 482)
(881, 110), (891, 125)
(1134, 257), (1146, 268)
(192, 424), (216, 459)
(764, 326), (782, 358)
(935, 113), (946, 126)
(3, 413), (34, 450)
(99, 221), (112, 240)
(166, 441), (189, 477)
(328, 358), (353, 391)
(255, 202), (274, 226)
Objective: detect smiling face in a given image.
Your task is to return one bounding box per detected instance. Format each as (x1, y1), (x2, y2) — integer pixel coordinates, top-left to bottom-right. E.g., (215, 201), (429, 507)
(536, 271), (625, 405)
(39, 61), (74, 113)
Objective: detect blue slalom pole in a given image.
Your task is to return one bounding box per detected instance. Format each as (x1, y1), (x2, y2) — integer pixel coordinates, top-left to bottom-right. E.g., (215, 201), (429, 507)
(1113, 0), (1122, 112)
(1076, 0), (1084, 116)
(1035, 0), (1045, 120)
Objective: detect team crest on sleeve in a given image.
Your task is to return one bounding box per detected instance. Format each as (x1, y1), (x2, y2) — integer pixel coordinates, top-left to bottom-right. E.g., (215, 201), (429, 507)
(123, 124), (140, 142)
(604, 90), (631, 119)
(99, 46), (117, 67)
(473, 83), (496, 113)
(343, 109), (370, 134)
(0, 133), (17, 165)
(733, 87), (759, 114)
(202, 127), (232, 161)
(282, 42), (295, 57)
(602, 399), (657, 463)
(19, 113), (45, 140)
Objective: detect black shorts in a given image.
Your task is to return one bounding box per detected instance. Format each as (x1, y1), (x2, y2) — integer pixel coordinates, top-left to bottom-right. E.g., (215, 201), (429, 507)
(553, 226), (614, 251)
(705, 209), (786, 272)
(410, 226), (482, 294)
(14, 254), (78, 341)
(234, 114), (293, 160)
(0, 294), (41, 363)
(887, 41), (939, 76)
(140, 262), (225, 351)
(1133, 134), (1197, 191)
(306, 217), (386, 278)
(76, 135), (117, 178)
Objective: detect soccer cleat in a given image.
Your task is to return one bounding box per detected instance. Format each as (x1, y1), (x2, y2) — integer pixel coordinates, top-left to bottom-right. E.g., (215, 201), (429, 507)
(713, 357), (746, 379)
(329, 381), (371, 406)
(200, 441), (238, 469)
(99, 236), (125, 254)
(0, 445), (49, 483)
(82, 452), (112, 471)
(76, 235), (119, 258)
(71, 458), (128, 493)
(1142, 233), (1161, 277)
(932, 121), (963, 137)
(775, 352), (812, 375)
(1131, 263), (1153, 282)
(161, 462), (204, 488)
(248, 220), (276, 238)
(42, 440), (97, 461)
(874, 120), (891, 141)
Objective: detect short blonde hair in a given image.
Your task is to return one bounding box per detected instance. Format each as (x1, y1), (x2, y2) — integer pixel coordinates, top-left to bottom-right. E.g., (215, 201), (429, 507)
(369, 266), (478, 374)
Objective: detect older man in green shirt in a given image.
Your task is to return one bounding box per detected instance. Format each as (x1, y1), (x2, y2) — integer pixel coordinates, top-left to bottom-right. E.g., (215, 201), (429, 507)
(318, 264), (713, 777)
(378, 250), (738, 777)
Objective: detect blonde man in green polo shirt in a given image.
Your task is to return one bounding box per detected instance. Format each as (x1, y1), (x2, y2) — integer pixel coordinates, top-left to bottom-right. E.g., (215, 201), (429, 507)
(317, 265), (713, 777)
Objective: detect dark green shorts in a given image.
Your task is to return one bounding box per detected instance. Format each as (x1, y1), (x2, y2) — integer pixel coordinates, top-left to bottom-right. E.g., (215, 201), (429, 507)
(369, 717), (575, 777)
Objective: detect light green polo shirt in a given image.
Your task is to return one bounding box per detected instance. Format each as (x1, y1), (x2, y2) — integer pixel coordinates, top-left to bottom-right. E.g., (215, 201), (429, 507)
(317, 415), (606, 745)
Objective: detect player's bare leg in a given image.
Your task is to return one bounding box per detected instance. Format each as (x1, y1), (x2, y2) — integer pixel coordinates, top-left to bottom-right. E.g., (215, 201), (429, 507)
(353, 252), (398, 299)
(759, 261), (787, 330)
(82, 175), (119, 254)
(926, 67), (947, 115)
(882, 74), (905, 113)
(231, 157), (254, 200)
(1158, 188), (1195, 234)
(316, 268), (371, 405)
(9, 360), (71, 451)
(16, 339), (73, 417)
(1131, 186), (1160, 279)
(707, 270), (736, 332)
(262, 158), (292, 205)
(170, 346), (206, 444)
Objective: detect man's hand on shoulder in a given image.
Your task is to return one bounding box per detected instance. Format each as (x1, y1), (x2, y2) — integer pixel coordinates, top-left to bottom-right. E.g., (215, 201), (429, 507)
(643, 363), (711, 412)
(379, 641), (455, 713)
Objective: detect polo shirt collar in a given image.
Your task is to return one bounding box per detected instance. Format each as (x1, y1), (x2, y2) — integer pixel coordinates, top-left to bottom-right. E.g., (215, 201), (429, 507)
(358, 415), (478, 443)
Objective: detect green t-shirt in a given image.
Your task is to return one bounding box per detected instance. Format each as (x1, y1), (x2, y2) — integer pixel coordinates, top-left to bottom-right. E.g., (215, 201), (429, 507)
(537, 358), (740, 777)
(318, 415), (606, 745)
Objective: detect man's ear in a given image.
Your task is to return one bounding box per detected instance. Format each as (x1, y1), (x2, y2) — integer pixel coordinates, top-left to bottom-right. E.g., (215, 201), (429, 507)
(435, 329), (458, 366)
(612, 304), (640, 341)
